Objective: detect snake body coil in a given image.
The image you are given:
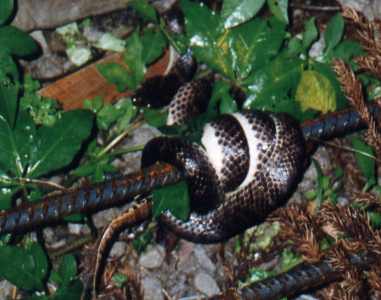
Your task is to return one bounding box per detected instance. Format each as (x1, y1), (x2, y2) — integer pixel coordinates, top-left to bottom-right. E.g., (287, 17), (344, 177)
(142, 110), (306, 242)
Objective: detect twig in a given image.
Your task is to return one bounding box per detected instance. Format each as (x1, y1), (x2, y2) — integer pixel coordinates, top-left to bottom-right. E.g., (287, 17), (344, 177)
(98, 116), (144, 158)
(289, 3), (341, 12)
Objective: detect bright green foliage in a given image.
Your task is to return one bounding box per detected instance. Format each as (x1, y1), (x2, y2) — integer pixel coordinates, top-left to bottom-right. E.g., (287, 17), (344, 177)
(32, 255), (83, 300)
(141, 28), (167, 65)
(243, 57), (304, 118)
(129, 0), (157, 23)
(0, 243), (48, 291)
(112, 273), (129, 288)
(20, 75), (62, 126)
(99, 29), (167, 91)
(302, 18), (319, 50)
(222, 0), (266, 28)
(0, 0), (14, 25)
(27, 110), (94, 178)
(351, 136), (376, 187)
(324, 13), (344, 55)
(267, 0), (289, 24)
(0, 26), (39, 57)
(153, 181), (190, 221)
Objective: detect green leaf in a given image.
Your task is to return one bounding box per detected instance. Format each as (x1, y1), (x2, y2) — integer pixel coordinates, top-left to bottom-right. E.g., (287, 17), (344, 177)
(52, 279), (83, 300)
(152, 181), (190, 221)
(14, 111), (36, 172)
(27, 110), (94, 178)
(351, 137), (376, 184)
(123, 31), (145, 90)
(112, 273), (128, 288)
(0, 26), (39, 57)
(229, 18), (286, 79)
(222, 0), (266, 28)
(129, 0), (157, 22)
(180, 0), (233, 78)
(141, 28), (167, 65)
(0, 243), (48, 291)
(143, 108), (168, 128)
(302, 18), (318, 50)
(0, 0), (14, 25)
(324, 13), (344, 54)
(97, 63), (130, 92)
(267, 0), (288, 24)
(0, 48), (19, 81)
(0, 186), (18, 210)
(0, 77), (19, 127)
(295, 70), (336, 113)
(0, 115), (24, 176)
(332, 40), (364, 62)
(58, 255), (77, 285)
(243, 57), (304, 111)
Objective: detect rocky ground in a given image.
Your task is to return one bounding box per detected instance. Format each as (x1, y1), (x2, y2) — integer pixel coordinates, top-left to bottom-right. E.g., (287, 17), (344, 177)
(1, 0), (380, 299)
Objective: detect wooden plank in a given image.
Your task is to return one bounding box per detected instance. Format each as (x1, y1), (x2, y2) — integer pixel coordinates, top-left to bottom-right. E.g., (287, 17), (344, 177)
(40, 50), (170, 110)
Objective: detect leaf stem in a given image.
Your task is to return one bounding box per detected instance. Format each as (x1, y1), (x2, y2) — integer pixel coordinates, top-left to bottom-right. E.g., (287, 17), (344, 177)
(97, 117), (144, 158)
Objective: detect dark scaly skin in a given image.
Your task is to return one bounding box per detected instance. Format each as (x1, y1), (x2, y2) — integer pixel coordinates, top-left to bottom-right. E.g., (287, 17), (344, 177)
(0, 105), (379, 298)
(0, 104), (379, 236)
(155, 112), (306, 243)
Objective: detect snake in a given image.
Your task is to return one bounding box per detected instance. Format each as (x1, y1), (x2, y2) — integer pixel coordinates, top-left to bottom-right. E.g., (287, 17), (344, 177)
(1, 4), (381, 298)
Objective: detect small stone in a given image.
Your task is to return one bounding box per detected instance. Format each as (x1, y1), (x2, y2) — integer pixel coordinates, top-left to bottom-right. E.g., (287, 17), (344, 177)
(67, 223), (90, 235)
(109, 241), (127, 258)
(0, 280), (15, 299)
(194, 245), (216, 273)
(194, 272), (220, 296)
(139, 245), (165, 269)
(142, 277), (164, 300)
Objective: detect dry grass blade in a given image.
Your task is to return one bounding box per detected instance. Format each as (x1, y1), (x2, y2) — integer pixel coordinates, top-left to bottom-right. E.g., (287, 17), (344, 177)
(333, 59), (381, 153)
(318, 203), (374, 251)
(269, 205), (322, 262)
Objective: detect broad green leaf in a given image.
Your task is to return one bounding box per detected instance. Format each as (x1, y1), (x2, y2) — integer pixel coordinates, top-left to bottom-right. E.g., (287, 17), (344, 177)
(152, 181), (190, 221)
(29, 243), (49, 284)
(0, 0), (14, 25)
(0, 26), (39, 57)
(123, 31), (145, 90)
(0, 186), (18, 210)
(143, 108), (168, 128)
(324, 13), (344, 54)
(229, 18), (286, 79)
(302, 18), (318, 50)
(13, 111), (36, 171)
(351, 137), (376, 185)
(180, 0), (234, 78)
(52, 280), (83, 300)
(27, 110), (94, 178)
(332, 40), (364, 62)
(0, 115), (23, 176)
(97, 63), (130, 92)
(58, 255), (77, 285)
(267, 0), (288, 24)
(0, 78), (19, 127)
(295, 70), (336, 113)
(243, 57), (304, 111)
(129, 0), (157, 22)
(0, 243), (48, 291)
(222, 0), (266, 28)
(0, 48), (19, 80)
(141, 28), (167, 65)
